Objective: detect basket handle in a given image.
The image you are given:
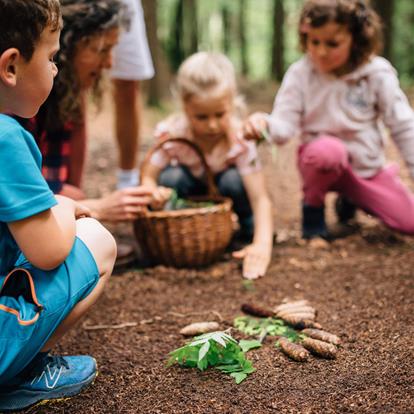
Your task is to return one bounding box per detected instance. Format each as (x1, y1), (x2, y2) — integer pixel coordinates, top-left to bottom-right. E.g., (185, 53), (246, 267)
(140, 137), (219, 196)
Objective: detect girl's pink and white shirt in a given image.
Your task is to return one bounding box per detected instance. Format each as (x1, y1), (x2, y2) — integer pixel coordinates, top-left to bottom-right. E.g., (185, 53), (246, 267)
(149, 114), (262, 179)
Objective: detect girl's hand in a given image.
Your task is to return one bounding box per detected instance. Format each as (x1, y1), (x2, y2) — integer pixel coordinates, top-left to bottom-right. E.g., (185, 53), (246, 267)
(243, 112), (269, 141)
(150, 186), (173, 211)
(232, 242), (272, 279)
(91, 186), (155, 222)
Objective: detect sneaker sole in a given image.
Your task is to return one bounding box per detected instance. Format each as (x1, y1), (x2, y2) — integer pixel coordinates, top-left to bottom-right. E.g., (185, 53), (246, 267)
(0, 371), (97, 412)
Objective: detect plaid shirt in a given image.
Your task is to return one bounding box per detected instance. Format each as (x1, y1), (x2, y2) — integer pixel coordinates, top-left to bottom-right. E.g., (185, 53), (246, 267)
(15, 116), (74, 194)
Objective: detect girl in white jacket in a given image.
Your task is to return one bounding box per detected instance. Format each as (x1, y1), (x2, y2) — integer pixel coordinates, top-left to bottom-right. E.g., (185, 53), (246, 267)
(245, 0), (414, 239)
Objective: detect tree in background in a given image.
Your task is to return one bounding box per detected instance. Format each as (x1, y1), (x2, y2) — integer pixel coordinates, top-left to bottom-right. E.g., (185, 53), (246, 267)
(372, 0), (394, 61)
(271, 0), (284, 81)
(238, 0), (248, 76)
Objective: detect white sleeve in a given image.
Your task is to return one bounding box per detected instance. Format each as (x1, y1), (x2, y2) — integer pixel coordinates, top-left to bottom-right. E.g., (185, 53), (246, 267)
(376, 71), (414, 179)
(268, 64), (304, 145)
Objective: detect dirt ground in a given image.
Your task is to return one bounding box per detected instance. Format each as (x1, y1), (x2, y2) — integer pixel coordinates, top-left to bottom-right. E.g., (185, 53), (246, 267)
(26, 85), (414, 414)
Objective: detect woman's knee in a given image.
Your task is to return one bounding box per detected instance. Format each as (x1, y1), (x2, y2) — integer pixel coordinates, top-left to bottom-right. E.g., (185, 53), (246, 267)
(301, 136), (348, 172)
(76, 218), (117, 278)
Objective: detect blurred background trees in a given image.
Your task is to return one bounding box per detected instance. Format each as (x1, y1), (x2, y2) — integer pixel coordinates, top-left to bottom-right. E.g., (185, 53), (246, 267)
(142, 0), (414, 105)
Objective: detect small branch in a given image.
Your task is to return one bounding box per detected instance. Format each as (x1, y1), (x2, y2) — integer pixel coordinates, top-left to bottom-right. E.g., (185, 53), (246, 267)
(167, 310), (223, 322)
(83, 322), (137, 331)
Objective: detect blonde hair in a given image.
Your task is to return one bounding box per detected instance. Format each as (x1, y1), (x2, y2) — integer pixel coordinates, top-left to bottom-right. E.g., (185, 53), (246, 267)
(177, 52), (236, 100)
(176, 51), (245, 116)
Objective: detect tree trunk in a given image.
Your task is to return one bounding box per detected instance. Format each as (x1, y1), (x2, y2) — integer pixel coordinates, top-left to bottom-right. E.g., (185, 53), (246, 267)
(142, 0), (169, 106)
(169, 0), (185, 71)
(271, 0), (284, 81)
(222, 4), (231, 54)
(184, 0), (198, 55)
(372, 0), (394, 60)
(238, 0), (248, 76)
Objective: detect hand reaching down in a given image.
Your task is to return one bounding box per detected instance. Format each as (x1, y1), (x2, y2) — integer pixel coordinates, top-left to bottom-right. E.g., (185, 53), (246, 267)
(232, 242), (272, 279)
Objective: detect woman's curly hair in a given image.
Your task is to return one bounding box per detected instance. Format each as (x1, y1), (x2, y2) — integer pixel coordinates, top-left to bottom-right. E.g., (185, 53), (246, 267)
(299, 0), (383, 70)
(41, 0), (127, 131)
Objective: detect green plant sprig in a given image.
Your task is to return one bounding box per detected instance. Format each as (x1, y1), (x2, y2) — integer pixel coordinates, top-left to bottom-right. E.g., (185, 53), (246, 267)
(167, 331), (258, 384)
(164, 189), (215, 210)
(234, 316), (305, 343)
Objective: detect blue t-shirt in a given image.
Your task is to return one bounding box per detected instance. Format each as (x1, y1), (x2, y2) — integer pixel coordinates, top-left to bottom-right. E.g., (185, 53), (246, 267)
(0, 114), (57, 278)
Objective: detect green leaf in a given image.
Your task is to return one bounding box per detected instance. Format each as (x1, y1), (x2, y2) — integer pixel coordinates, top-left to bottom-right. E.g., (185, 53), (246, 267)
(198, 341), (210, 361)
(239, 339), (262, 353)
(230, 372), (248, 384)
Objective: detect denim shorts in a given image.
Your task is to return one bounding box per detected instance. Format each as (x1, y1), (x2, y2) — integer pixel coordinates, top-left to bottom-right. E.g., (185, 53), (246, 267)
(0, 237), (99, 385)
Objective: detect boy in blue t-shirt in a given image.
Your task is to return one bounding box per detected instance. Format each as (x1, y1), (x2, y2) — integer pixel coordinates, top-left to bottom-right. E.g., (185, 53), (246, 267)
(0, 1), (117, 411)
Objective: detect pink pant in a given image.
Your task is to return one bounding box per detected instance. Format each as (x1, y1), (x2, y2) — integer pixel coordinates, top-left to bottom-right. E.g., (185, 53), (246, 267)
(298, 135), (414, 234)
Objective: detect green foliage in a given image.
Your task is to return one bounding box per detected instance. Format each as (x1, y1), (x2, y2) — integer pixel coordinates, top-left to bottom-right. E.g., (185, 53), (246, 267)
(167, 331), (256, 384)
(234, 315), (301, 342)
(164, 189), (215, 210)
(241, 279), (255, 292)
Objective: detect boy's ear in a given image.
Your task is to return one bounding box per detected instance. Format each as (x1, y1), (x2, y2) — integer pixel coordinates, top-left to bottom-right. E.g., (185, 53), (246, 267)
(0, 48), (21, 87)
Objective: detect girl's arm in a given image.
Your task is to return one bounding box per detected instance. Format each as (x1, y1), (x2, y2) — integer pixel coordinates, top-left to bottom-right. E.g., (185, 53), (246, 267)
(141, 162), (162, 188)
(8, 195), (89, 270)
(233, 171), (273, 279)
(376, 69), (414, 180)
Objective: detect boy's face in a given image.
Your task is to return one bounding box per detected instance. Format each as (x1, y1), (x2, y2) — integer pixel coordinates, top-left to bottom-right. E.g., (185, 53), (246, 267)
(73, 28), (119, 90)
(9, 26), (60, 117)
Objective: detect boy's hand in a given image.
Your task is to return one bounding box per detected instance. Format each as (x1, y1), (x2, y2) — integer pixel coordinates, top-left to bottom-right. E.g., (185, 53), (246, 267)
(243, 112), (269, 141)
(55, 194), (90, 219)
(74, 201), (92, 219)
(232, 242), (271, 279)
(150, 186), (173, 211)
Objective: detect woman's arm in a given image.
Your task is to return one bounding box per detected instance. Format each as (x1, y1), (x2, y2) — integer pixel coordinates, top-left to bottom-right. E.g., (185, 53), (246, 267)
(233, 171), (274, 279)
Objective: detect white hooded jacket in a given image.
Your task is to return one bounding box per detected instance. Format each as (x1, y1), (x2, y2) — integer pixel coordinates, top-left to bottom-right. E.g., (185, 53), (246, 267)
(268, 55), (414, 179)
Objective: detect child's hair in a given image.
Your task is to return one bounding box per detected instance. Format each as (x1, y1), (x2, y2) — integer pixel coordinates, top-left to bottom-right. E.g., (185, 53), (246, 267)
(176, 51), (246, 117)
(0, 0), (61, 61)
(42, 0), (127, 130)
(177, 52), (238, 102)
(299, 0), (382, 69)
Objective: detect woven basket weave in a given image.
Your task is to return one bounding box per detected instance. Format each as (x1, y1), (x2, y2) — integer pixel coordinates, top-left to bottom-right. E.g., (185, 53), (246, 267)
(133, 138), (233, 267)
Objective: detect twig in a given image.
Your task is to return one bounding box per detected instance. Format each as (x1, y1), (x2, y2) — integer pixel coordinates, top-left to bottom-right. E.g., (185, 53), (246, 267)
(167, 310), (224, 322)
(83, 322), (137, 331)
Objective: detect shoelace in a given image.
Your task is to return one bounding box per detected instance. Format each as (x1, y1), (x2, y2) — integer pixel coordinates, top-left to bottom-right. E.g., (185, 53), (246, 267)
(22, 354), (69, 380)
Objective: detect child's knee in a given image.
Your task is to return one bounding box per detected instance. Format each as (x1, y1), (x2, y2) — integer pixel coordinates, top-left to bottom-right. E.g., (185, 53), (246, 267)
(159, 166), (190, 189)
(76, 218), (116, 276)
(301, 136), (348, 171)
(217, 168), (244, 196)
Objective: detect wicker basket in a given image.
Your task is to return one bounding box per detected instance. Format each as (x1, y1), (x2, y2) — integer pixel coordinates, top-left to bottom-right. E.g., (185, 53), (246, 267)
(133, 138), (234, 267)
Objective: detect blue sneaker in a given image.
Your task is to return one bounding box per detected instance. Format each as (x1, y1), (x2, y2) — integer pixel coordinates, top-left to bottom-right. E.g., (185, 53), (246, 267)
(0, 353), (97, 412)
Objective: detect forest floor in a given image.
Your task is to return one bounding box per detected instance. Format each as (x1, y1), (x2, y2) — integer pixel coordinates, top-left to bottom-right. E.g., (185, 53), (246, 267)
(24, 82), (414, 414)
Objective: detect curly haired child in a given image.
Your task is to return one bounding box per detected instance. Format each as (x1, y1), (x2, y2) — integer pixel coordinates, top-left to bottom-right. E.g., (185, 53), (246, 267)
(0, 1), (116, 410)
(245, 0), (414, 240)
(141, 52), (274, 279)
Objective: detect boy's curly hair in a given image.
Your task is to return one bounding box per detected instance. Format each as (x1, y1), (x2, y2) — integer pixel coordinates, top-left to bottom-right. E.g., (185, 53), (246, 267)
(40, 0), (127, 131)
(0, 0), (61, 60)
(299, 0), (383, 69)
